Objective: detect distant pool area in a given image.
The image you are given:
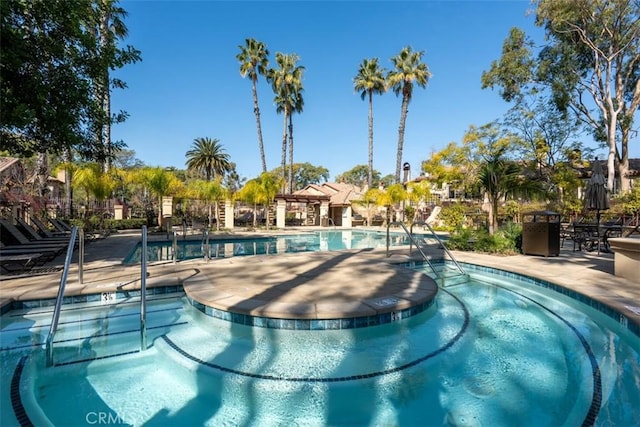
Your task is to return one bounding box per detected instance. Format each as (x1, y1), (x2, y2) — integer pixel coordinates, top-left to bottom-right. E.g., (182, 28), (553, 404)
(123, 230), (440, 264)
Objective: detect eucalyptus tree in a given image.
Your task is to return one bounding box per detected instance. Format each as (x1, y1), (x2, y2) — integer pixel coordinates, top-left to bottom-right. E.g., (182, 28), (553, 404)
(335, 165), (382, 189)
(185, 137), (231, 181)
(268, 52), (305, 193)
(270, 162), (329, 189)
(387, 46), (431, 183)
(354, 58), (387, 188)
(237, 38), (270, 173)
(484, 2), (640, 192)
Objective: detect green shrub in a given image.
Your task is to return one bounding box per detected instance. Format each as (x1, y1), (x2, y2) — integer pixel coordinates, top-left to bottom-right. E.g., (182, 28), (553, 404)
(439, 203), (466, 231)
(103, 218), (147, 230)
(447, 222), (522, 255)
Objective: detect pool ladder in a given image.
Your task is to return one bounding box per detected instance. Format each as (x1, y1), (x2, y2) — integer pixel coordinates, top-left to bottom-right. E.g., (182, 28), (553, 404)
(46, 226), (150, 367)
(386, 221), (468, 287)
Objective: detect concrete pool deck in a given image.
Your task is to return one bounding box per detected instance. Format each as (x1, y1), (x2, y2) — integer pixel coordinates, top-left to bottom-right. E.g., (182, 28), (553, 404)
(0, 228), (639, 330)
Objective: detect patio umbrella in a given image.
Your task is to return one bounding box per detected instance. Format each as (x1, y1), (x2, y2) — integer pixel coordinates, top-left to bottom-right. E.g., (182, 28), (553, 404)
(584, 159), (610, 254)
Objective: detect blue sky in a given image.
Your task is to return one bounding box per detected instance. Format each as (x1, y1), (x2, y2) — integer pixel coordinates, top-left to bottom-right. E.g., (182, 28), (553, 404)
(112, 0), (631, 182)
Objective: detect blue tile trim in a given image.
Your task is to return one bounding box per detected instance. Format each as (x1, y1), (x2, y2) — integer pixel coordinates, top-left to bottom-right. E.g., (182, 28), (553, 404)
(162, 290), (467, 382)
(408, 260), (640, 339)
(186, 296), (436, 330)
(6, 285), (185, 311)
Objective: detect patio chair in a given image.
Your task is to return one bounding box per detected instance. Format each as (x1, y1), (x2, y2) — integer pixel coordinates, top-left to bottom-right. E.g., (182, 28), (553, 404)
(14, 217), (73, 244)
(0, 242), (59, 262)
(0, 253), (45, 274)
(31, 216), (68, 238)
(49, 218), (73, 233)
(0, 219), (69, 252)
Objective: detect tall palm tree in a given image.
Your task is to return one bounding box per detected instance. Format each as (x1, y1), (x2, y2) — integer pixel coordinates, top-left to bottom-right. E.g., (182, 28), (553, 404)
(287, 85), (304, 193)
(387, 46), (431, 183)
(353, 58), (387, 189)
(268, 52), (304, 193)
(237, 38), (269, 173)
(185, 137), (231, 181)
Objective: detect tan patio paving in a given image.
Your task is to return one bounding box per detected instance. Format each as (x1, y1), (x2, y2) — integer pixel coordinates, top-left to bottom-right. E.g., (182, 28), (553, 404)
(0, 228), (638, 329)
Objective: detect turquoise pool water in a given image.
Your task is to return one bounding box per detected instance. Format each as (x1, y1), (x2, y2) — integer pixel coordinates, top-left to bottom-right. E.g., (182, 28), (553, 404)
(1, 263), (638, 425)
(123, 230), (425, 264)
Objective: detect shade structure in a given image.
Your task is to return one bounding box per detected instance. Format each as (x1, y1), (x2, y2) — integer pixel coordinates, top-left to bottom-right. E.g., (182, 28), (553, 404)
(584, 160), (610, 254)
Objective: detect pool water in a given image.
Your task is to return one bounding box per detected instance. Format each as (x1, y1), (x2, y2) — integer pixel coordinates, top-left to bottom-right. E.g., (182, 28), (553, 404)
(1, 266), (638, 426)
(123, 230), (425, 264)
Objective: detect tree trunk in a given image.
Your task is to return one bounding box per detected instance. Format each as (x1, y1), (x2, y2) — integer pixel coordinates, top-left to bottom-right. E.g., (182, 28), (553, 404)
(252, 76), (267, 173)
(100, 7), (112, 171)
(395, 92), (410, 183)
(288, 113), (294, 194)
(63, 148), (73, 217)
(367, 91), (374, 189)
(214, 201), (220, 231)
(35, 152), (48, 198)
(617, 126), (631, 193)
(281, 111), (288, 192)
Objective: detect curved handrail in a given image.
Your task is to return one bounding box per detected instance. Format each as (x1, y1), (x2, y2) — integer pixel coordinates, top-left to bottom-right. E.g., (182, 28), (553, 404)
(45, 226), (78, 367)
(410, 221), (466, 276)
(140, 225), (148, 351)
(201, 229), (210, 262)
(386, 221), (440, 279)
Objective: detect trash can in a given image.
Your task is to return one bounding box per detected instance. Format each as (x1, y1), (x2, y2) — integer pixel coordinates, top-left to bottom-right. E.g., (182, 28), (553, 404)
(321, 217), (329, 227)
(522, 211), (561, 257)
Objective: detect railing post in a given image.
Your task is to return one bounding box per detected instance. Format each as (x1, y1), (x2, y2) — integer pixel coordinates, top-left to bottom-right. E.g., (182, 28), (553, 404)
(140, 225), (147, 351)
(172, 231), (178, 264)
(204, 229), (210, 262)
(46, 226), (78, 367)
(78, 228), (84, 284)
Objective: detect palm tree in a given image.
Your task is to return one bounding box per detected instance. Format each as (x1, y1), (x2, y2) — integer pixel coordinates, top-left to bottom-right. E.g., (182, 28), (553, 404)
(362, 183), (409, 226)
(132, 167), (183, 228)
(238, 172), (283, 230)
(268, 52), (304, 193)
(387, 46), (431, 183)
(478, 148), (543, 234)
(185, 137), (231, 181)
(192, 178), (227, 230)
(237, 38), (269, 173)
(353, 58), (387, 189)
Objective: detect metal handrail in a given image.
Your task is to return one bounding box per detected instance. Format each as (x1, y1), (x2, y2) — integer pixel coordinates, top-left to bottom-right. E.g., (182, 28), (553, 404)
(410, 221), (466, 276)
(172, 231), (178, 264)
(386, 221), (440, 279)
(140, 225), (148, 351)
(202, 229), (210, 262)
(78, 228), (85, 284)
(45, 226), (78, 367)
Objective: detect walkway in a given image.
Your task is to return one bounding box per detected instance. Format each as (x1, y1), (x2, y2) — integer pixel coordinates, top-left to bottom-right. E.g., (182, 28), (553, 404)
(0, 228), (638, 330)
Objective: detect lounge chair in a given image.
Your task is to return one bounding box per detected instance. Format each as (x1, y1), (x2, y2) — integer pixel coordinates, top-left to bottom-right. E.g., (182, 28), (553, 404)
(0, 242), (59, 262)
(15, 217), (72, 243)
(0, 219), (69, 252)
(49, 218), (73, 233)
(31, 216), (68, 238)
(0, 253), (44, 274)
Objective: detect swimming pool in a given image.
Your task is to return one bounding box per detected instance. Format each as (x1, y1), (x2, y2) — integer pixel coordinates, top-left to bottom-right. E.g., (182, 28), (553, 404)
(123, 230), (428, 264)
(1, 261), (638, 425)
